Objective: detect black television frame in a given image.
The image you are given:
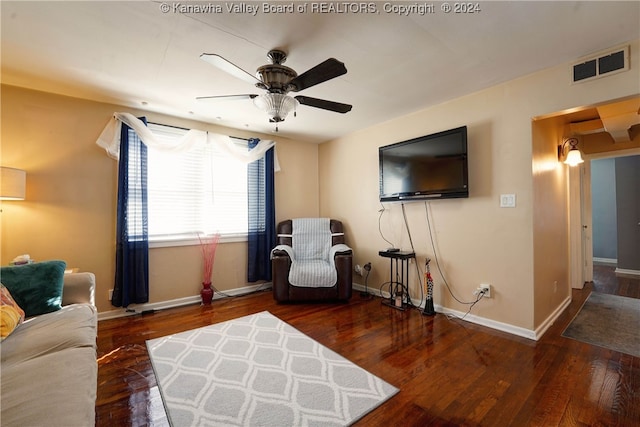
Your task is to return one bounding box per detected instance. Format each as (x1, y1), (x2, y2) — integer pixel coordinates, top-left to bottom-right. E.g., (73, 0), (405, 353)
(379, 126), (468, 202)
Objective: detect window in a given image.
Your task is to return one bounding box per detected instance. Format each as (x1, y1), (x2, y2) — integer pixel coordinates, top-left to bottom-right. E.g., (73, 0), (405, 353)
(145, 123), (248, 244)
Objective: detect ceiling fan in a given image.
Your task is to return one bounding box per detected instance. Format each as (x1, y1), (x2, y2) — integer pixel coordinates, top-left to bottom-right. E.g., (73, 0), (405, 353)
(197, 49), (352, 131)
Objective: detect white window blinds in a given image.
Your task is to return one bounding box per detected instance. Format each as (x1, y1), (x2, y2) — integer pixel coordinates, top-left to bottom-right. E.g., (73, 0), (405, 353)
(146, 123), (248, 241)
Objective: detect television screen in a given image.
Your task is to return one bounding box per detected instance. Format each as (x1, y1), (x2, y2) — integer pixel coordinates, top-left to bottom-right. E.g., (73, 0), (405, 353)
(379, 126), (468, 201)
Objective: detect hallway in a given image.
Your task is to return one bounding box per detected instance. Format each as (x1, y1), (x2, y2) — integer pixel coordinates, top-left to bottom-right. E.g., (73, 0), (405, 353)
(591, 263), (640, 299)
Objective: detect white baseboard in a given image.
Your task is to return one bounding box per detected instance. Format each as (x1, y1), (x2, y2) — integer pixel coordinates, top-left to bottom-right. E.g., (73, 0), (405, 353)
(593, 257), (617, 265)
(352, 282), (388, 298)
(100, 281), (567, 341)
(98, 282), (272, 321)
(615, 268), (640, 277)
(352, 283), (569, 341)
(533, 295), (572, 340)
(436, 306), (538, 340)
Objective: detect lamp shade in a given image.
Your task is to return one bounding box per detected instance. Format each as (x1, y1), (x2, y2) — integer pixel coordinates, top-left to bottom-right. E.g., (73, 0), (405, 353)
(564, 149), (584, 167)
(1, 167), (26, 200)
(253, 93), (299, 122)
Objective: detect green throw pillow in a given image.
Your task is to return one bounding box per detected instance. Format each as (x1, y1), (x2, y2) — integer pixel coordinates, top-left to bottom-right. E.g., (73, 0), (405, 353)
(0, 260), (67, 317)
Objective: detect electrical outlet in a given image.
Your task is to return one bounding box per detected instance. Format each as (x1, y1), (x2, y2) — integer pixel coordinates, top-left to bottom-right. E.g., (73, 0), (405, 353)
(108, 289), (113, 301)
(478, 284), (491, 298)
(354, 265), (363, 276)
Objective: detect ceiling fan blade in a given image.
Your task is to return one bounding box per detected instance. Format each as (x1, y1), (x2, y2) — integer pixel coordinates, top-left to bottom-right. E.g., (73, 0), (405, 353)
(196, 94), (258, 101)
(200, 54), (263, 87)
(295, 96), (352, 113)
(289, 58), (347, 92)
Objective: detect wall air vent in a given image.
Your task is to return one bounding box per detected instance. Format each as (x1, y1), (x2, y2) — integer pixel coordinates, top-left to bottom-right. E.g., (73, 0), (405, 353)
(572, 45), (629, 84)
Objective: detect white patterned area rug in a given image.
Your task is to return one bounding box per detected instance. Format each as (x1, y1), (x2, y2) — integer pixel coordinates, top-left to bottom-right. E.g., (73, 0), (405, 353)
(146, 311), (398, 426)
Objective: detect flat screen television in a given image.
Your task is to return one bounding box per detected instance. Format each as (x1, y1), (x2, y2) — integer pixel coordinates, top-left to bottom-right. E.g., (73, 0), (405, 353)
(379, 126), (468, 201)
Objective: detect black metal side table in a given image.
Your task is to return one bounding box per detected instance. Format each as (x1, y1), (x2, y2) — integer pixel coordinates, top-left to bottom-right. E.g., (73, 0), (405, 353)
(378, 250), (415, 311)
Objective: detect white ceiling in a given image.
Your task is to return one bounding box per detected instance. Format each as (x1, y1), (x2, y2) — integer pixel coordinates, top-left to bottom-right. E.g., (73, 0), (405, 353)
(2, 1), (639, 143)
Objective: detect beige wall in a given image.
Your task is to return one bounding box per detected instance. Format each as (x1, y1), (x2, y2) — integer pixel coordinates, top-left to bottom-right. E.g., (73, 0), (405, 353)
(1, 85), (319, 313)
(319, 39), (640, 332)
(531, 116), (571, 326)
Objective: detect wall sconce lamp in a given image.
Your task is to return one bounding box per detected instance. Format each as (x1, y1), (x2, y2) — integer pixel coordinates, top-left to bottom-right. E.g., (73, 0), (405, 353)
(558, 137), (584, 167)
(1, 167), (27, 200)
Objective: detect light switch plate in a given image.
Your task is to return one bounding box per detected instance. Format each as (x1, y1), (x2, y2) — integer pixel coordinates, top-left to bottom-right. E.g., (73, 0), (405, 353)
(500, 194), (516, 208)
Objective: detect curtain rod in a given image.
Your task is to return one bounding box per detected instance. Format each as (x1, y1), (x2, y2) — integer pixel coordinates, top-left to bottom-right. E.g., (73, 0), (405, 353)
(147, 121), (251, 141)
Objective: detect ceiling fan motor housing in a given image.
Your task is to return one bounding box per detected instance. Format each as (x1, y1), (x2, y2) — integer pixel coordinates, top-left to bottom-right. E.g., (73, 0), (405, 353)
(255, 64), (297, 93)
(255, 50), (299, 93)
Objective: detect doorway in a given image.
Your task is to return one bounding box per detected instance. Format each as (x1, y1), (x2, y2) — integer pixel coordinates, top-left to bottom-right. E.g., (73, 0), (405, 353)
(585, 154), (640, 278)
(546, 96), (640, 289)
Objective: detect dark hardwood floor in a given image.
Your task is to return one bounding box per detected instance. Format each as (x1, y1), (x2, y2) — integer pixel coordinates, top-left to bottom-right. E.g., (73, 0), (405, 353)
(96, 265), (640, 426)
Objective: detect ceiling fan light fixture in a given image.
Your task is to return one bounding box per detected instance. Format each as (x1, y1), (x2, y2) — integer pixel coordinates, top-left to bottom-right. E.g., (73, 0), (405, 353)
(253, 93), (299, 123)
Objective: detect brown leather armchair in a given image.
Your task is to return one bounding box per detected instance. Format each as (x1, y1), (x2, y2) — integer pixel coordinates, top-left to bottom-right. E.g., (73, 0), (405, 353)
(271, 219), (352, 302)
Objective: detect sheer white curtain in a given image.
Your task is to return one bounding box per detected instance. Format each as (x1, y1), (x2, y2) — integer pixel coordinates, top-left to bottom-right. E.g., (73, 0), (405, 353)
(96, 112), (280, 170)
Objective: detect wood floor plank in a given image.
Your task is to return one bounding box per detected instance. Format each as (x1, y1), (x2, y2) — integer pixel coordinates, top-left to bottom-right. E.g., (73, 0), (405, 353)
(96, 267), (640, 426)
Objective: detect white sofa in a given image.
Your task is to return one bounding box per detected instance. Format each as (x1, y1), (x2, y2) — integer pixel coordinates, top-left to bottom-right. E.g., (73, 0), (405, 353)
(1, 272), (98, 426)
